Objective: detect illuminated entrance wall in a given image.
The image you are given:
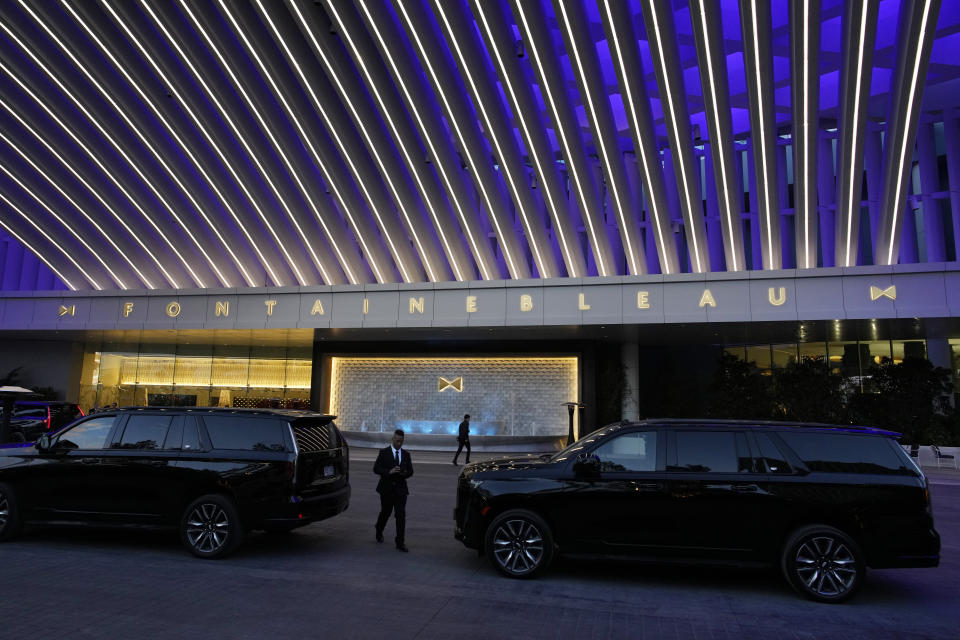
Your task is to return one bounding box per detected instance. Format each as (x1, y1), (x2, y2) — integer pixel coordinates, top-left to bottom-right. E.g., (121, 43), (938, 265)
(329, 357), (578, 437)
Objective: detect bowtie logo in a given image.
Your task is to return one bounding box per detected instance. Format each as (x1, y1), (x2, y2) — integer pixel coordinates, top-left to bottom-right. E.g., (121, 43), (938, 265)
(870, 285), (896, 301)
(438, 376), (463, 392)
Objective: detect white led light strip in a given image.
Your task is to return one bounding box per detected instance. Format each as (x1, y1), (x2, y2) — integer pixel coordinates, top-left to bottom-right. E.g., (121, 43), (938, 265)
(644, 0), (705, 272)
(748, 0), (776, 270)
(251, 1), (426, 283)
(0, 22), (207, 287)
(801, 0), (813, 268)
(0, 18), (214, 287)
(513, 0), (610, 276)
(61, 0), (283, 287)
(0, 65), (180, 287)
(557, 0), (640, 274)
(0, 125), (151, 288)
(132, 0), (315, 285)
(19, 2), (252, 288)
(0, 190), (95, 289)
(842, 4), (870, 267)
(392, 1), (526, 279)
(287, 0), (467, 282)
(472, 2), (580, 277)
(181, 0), (347, 285)
(0, 155), (124, 288)
(886, 0), (933, 266)
(331, 0), (497, 280)
(602, 0), (672, 274)
(695, 0), (740, 271)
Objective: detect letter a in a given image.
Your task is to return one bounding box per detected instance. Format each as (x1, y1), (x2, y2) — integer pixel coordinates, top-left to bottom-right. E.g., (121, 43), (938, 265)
(311, 299), (325, 315)
(698, 289), (716, 308)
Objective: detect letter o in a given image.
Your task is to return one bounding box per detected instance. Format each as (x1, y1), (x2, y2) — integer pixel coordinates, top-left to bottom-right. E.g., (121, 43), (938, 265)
(166, 301), (181, 318)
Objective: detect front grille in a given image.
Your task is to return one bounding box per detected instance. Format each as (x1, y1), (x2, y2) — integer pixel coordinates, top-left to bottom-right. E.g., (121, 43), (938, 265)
(293, 424), (333, 452)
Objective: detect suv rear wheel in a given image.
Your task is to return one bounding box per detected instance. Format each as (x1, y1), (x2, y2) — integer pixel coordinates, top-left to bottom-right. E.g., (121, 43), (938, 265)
(180, 494), (243, 559)
(0, 482), (23, 542)
(782, 524), (864, 603)
(485, 509), (554, 578)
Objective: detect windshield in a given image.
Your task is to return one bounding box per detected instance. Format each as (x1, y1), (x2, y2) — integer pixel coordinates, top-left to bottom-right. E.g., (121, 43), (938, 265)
(549, 422), (628, 462)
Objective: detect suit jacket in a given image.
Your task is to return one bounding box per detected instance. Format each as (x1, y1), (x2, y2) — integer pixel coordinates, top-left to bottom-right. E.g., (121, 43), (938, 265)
(457, 420), (470, 442)
(374, 446), (414, 495)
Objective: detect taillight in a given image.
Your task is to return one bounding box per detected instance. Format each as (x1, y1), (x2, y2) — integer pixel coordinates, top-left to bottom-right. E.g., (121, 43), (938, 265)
(45, 406), (52, 431)
(77, 406), (85, 417)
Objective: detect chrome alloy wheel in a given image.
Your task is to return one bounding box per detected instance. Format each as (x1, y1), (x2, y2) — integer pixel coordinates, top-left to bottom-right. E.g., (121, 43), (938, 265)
(0, 493), (8, 531)
(492, 518), (544, 576)
(186, 503), (230, 554)
(793, 535), (858, 597)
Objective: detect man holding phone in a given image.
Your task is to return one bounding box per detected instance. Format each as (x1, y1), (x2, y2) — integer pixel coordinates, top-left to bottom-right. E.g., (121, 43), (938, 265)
(374, 429), (414, 552)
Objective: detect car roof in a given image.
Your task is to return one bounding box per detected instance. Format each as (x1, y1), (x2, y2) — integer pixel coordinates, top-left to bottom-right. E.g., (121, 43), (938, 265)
(12, 400), (78, 407)
(626, 418), (901, 438)
(99, 406), (336, 421)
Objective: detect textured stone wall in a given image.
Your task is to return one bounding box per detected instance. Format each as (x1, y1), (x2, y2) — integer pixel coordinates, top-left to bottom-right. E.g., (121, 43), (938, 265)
(330, 357), (578, 436)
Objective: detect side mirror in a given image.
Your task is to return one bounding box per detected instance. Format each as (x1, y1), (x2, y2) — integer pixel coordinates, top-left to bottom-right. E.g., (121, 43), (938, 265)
(36, 435), (50, 452)
(573, 452), (600, 476)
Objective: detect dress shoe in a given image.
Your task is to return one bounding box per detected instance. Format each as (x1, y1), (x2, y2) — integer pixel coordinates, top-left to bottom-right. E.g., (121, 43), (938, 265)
(375, 529), (384, 543)
(451, 460), (458, 465)
(396, 543), (409, 552)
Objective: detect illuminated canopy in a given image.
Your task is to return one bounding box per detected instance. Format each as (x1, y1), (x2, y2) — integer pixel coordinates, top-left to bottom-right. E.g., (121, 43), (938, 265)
(0, 0), (957, 291)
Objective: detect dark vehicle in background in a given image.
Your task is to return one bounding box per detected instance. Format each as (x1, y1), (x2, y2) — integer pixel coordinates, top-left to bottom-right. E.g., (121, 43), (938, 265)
(0, 401), (83, 442)
(454, 419), (940, 603)
(0, 407), (350, 558)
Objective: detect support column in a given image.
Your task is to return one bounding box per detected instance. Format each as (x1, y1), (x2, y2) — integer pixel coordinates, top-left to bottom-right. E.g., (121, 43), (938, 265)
(621, 342), (639, 422)
(945, 114), (960, 261)
(917, 121), (946, 262)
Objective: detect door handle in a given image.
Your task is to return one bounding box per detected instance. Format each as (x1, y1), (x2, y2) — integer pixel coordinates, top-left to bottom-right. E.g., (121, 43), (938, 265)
(80, 457), (99, 465)
(733, 484), (759, 493)
(147, 460), (168, 467)
(635, 483), (663, 491)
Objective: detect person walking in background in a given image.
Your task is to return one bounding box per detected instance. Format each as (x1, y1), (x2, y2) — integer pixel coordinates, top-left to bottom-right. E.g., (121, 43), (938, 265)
(374, 429), (414, 552)
(453, 414), (471, 465)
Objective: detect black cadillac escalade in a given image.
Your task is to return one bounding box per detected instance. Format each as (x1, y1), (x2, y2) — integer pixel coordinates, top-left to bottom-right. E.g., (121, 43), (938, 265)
(454, 419), (940, 603)
(0, 407), (350, 558)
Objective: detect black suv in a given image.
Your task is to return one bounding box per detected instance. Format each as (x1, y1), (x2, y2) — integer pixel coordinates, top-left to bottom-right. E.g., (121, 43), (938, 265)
(1, 401), (84, 442)
(454, 419), (940, 602)
(0, 407), (350, 558)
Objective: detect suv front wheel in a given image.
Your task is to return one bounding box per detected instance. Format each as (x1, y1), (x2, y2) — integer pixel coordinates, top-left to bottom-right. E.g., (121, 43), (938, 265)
(781, 524), (864, 603)
(180, 494), (243, 559)
(485, 509), (554, 578)
(0, 482), (23, 541)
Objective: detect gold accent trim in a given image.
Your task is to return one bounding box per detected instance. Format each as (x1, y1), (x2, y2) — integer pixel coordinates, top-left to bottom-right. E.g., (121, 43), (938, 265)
(438, 376), (463, 392)
(870, 285), (896, 301)
(58, 304), (75, 317)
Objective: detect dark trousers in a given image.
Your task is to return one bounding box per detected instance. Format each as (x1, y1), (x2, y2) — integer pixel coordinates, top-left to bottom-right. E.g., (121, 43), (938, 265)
(376, 491), (407, 544)
(453, 439), (471, 463)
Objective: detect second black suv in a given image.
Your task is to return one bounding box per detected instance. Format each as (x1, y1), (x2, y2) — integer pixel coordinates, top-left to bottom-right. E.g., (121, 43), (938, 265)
(454, 419), (940, 602)
(0, 407), (350, 558)
(1, 401), (84, 442)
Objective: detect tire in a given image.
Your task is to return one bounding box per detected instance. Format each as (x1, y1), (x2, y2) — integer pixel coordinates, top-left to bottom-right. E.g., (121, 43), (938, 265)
(781, 524), (864, 603)
(180, 494), (243, 559)
(484, 509), (554, 579)
(0, 482), (24, 542)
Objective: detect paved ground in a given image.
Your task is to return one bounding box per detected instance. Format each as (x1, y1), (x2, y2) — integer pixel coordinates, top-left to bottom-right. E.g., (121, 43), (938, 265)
(0, 449), (957, 639)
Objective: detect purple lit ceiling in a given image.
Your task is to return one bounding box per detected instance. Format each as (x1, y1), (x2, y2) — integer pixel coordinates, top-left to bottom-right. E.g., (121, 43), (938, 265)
(0, 0), (957, 291)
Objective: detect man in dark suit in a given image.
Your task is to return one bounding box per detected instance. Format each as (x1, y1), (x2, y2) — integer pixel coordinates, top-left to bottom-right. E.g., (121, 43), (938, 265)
(453, 414), (471, 465)
(374, 429), (414, 552)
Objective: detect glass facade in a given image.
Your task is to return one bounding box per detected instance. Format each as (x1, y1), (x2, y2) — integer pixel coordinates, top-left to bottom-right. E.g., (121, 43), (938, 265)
(76, 330), (312, 413)
(729, 340), (930, 378)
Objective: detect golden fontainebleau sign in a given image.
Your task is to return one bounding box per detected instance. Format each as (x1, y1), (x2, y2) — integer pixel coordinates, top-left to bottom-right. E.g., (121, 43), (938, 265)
(104, 283), (899, 321)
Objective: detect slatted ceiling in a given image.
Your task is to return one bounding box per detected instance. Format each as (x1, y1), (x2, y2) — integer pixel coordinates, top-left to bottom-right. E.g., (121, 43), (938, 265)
(0, 0), (956, 292)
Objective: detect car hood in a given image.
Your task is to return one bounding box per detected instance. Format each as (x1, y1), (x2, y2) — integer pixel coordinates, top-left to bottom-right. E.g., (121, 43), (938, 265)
(466, 453), (552, 473)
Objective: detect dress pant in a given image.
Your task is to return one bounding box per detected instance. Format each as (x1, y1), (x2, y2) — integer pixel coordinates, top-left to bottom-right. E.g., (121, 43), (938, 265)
(453, 439), (471, 463)
(376, 490), (406, 544)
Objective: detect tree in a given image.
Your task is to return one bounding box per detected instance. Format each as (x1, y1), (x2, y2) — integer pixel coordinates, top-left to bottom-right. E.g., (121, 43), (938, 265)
(707, 353), (774, 420)
(772, 357), (845, 423)
(847, 357), (954, 444)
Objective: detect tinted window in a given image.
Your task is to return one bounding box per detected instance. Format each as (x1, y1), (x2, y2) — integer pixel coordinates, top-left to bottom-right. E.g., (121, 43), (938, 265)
(13, 408), (45, 419)
(51, 405), (81, 429)
(777, 432), (906, 474)
(755, 432), (792, 474)
(114, 415), (172, 450)
(592, 431), (657, 472)
(671, 431), (738, 473)
(202, 416), (287, 452)
(55, 417), (115, 450)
